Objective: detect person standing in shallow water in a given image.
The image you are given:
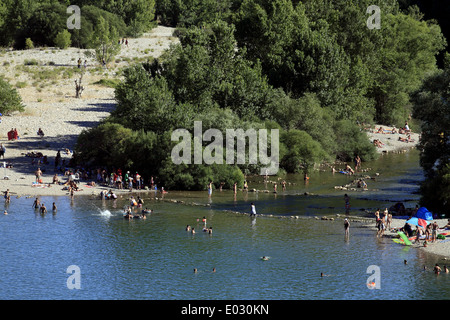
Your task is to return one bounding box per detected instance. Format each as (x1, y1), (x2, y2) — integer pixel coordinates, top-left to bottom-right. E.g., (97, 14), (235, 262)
(250, 203), (256, 216)
(344, 194), (350, 214)
(344, 218), (350, 237)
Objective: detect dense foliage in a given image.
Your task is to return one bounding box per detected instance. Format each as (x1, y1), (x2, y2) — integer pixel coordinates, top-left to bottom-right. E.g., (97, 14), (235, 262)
(0, 77), (25, 115)
(411, 54), (450, 216)
(74, 0), (447, 191)
(0, 0), (448, 192)
(0, 0), (155, 48)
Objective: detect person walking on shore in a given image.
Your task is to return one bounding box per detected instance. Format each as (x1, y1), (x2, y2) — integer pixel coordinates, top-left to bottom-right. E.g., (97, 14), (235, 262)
(431, 221), (439, 242)
(35, 167), (42, 183)
(0, 144), (5, 159)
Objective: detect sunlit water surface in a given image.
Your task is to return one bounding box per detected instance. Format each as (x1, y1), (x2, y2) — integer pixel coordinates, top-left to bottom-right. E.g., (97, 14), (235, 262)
(0, 150), (449, 299)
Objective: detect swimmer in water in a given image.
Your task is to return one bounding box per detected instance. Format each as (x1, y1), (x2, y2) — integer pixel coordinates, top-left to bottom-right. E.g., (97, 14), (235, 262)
(4, 189), (10, 203)
(40, 203), (47, 214)
(434, 264), (442, 274)
(32, 197), (40, 209)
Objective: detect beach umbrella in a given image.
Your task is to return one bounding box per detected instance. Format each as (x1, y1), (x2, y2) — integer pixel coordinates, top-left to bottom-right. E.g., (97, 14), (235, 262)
(406, 217), (430, 228)
(415, 207), (433, 220)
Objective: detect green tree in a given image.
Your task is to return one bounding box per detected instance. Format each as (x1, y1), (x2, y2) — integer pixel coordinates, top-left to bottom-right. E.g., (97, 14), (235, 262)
(74, 123), (135, 169)
(280, 129), (328, 174)
(234, 0), (350, 112)
(91, 15), (121, 64)
(333, 120), (378, 162)
(161, 20), (276, 119)
(0, 77), (25, 115)
(0, 0), (36, 47)
(70, 5), (127, 49)
(111, 65), (194, 133)
(54, 29), (72, 49)
(156, 0), (235, 27)
(102, 0), (156, 36)
(272, 92), (336, 156)
(411, 54), (450, 178)
(20, 2), (67, 48)
(369, 12), (446, 125)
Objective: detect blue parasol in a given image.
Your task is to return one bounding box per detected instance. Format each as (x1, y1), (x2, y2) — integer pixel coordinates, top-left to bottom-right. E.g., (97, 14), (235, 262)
(406, 217), (430, 228)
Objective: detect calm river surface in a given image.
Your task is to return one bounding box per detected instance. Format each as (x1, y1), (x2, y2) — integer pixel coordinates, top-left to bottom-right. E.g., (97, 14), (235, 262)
(0, 150), (449, 300)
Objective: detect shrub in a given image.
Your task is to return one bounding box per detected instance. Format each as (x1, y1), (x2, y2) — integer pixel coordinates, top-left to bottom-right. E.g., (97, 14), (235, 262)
(333, 120), (378, 162)
(54, 30), (71, 49)
(24, 59), (39, 66)
(25, 38), (34, 49)
(0, 77), (25, 115)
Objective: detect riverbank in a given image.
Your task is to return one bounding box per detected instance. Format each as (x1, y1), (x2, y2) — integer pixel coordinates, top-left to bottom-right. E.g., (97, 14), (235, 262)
(0, 26), (178, 198)
(387, 218), (450, 259)
(365, 124), (420, 154)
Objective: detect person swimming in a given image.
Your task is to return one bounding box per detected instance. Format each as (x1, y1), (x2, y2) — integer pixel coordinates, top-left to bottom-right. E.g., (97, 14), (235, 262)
(124, 206), (133, 219)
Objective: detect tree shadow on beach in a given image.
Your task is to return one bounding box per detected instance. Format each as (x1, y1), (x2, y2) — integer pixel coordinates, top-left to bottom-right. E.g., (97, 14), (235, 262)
(73, 102), (117, 113)
(3, 135), (79, 176)
(65, 120), (102, 128)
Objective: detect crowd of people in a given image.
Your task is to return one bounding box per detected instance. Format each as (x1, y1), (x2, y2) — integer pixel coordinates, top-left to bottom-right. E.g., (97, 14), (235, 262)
(371, 121), (415, 148)
(373, 208), (393, 237)
(45, 150), (151, 193)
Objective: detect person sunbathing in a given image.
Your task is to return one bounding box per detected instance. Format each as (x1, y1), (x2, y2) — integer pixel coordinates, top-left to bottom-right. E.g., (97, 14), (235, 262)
(441, 219), (450, 230)
(373, 139), (384, 148)
(376, 127), (384, 134)
(398, 135), (414, 143)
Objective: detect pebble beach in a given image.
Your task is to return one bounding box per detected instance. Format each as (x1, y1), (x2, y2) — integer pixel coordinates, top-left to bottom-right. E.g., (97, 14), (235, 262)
(0, 26), (178, 198)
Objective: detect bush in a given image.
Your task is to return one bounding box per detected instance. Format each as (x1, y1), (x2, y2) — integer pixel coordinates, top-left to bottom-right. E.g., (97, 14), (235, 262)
(280, 129), (328, 174)
(24, 38), (34, 49)
(0, 77), (25, 115)
(333, 120), (378, 162)
(210, 164), (245, 189)
(74, 123), (135, 169)
(24, 59), (38, 66)
(54, 30), (71, 49)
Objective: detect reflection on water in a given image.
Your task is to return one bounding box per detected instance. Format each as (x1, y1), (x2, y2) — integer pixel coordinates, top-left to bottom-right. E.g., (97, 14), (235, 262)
(0, 150), (449, 300)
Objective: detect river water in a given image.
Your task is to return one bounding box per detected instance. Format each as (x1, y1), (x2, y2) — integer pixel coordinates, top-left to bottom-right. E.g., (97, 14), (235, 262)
(0, 150), (449, 300)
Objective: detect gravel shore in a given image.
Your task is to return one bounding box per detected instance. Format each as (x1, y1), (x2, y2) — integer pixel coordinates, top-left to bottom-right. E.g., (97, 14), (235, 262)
(378, 217), (450, 259)
(366, 125), (420, 154)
